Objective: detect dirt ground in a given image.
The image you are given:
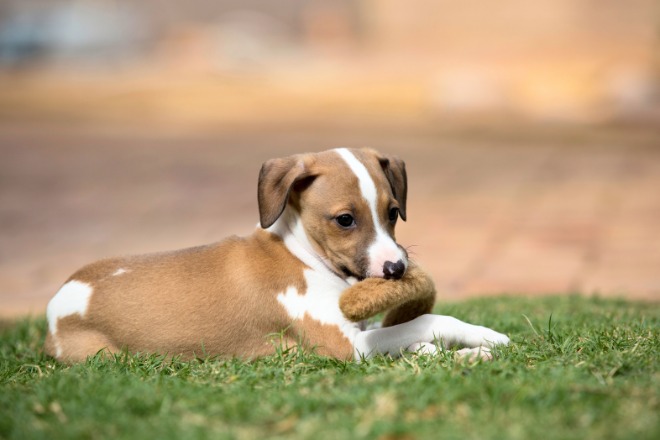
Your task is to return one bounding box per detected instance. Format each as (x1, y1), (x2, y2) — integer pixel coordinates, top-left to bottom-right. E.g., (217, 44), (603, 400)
(1, 121), (659, 317)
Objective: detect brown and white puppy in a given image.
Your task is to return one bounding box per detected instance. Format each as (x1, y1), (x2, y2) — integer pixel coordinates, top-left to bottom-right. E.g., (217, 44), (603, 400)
(45, 148), (509, 363)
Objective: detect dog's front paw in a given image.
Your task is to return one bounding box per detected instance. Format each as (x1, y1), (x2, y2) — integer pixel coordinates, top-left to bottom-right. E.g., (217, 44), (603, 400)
(466, 326), (510, 348)
(407, 341), (438, 355)
(455, 347), (493, 362)
(483, 328), (510, 347)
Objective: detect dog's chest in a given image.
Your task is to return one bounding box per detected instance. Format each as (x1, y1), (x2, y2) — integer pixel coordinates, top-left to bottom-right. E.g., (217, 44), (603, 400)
(276, 268), (360, 340)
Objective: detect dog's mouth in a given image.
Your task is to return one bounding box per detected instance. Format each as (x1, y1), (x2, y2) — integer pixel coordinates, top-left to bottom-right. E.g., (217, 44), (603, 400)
(340, 265), (365, 282)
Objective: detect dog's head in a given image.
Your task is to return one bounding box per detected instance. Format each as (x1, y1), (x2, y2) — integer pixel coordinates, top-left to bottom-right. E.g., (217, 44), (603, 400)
(258, 148), (408, 280)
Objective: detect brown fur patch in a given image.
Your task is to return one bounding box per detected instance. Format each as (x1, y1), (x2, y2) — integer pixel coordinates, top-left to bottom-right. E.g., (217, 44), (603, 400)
(47, 314), (119, 363)
(350, 148), (407, 232)
(293, 316), (353, 360)
(48, 229), (309, 360)
(296, 155), (376, 278)
(47, 228), (359, 362)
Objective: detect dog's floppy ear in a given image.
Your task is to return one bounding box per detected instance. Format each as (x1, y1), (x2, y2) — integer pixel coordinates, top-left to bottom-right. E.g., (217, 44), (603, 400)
(378, 154), (408, 221)
(258, 155), (312, 228)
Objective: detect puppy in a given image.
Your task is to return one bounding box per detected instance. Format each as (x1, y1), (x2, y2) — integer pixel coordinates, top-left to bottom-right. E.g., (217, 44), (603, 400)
(45, 148), (509, 363)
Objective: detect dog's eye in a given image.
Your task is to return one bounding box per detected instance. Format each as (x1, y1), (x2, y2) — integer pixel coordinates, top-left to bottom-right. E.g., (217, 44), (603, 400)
(336, 214), (355, 228)
(388, 207), (399, 223)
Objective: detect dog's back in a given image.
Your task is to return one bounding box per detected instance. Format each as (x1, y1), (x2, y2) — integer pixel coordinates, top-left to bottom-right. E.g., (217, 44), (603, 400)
(45, 230), (310, 362)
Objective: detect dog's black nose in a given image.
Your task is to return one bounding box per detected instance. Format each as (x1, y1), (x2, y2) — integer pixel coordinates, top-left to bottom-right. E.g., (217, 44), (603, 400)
(383, 260), (405, 280)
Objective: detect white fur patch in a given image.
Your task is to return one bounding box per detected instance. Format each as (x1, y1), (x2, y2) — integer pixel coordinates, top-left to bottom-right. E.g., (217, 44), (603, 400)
(456, 347), (493, 361)
(112, 268), (128, 276)
(46, 280), (94, 356)
(266, 206), (361, 340)
(408, 341), (438, 355)
(277, 268), (360, 340)
(335, 148), (406, 277)
(336, 148), (379, 215)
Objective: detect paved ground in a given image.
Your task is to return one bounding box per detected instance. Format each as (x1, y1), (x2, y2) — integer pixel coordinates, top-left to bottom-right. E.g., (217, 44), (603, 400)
(1, 122), (659, 317)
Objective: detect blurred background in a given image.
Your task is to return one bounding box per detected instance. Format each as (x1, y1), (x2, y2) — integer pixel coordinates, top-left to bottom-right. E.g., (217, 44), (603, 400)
(1, 0), (659, 316)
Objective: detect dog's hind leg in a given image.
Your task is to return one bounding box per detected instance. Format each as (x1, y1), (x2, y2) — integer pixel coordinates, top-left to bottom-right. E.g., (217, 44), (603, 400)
(339, 261), (436, 324)
(45, 316), (119, 364)
(381, 295), (435, 328)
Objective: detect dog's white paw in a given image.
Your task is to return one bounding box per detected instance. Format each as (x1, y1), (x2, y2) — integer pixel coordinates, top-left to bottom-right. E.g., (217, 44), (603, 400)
(483, 329), (510, 347)
(468, 326), (510, 348)
(455, 347), (493, 362)
(407, 341), (438, 355)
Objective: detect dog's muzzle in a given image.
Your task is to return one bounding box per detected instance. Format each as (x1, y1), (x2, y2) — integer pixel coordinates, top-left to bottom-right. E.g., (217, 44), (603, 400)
(383, 260), (406, 280)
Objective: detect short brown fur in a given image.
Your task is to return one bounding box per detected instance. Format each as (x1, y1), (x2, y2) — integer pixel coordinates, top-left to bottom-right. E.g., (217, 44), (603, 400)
(46, 148), (428, 363)
(339, 261), (436, 325)
(47, 230), (355, 363)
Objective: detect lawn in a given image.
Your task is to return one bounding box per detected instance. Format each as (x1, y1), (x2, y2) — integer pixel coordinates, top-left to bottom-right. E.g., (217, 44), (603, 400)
(1, 295), (658, 440)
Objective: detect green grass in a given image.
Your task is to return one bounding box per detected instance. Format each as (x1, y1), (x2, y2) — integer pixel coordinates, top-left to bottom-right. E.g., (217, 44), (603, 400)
(1, 295), (658, 440)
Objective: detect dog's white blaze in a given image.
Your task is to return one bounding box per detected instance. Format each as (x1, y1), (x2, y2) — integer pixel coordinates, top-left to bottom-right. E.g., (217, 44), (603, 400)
(335, 148), (406, 277)
(336, 148), (379, 216)
(277, 268), (359, 340)
(46, 280), (94, 356)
